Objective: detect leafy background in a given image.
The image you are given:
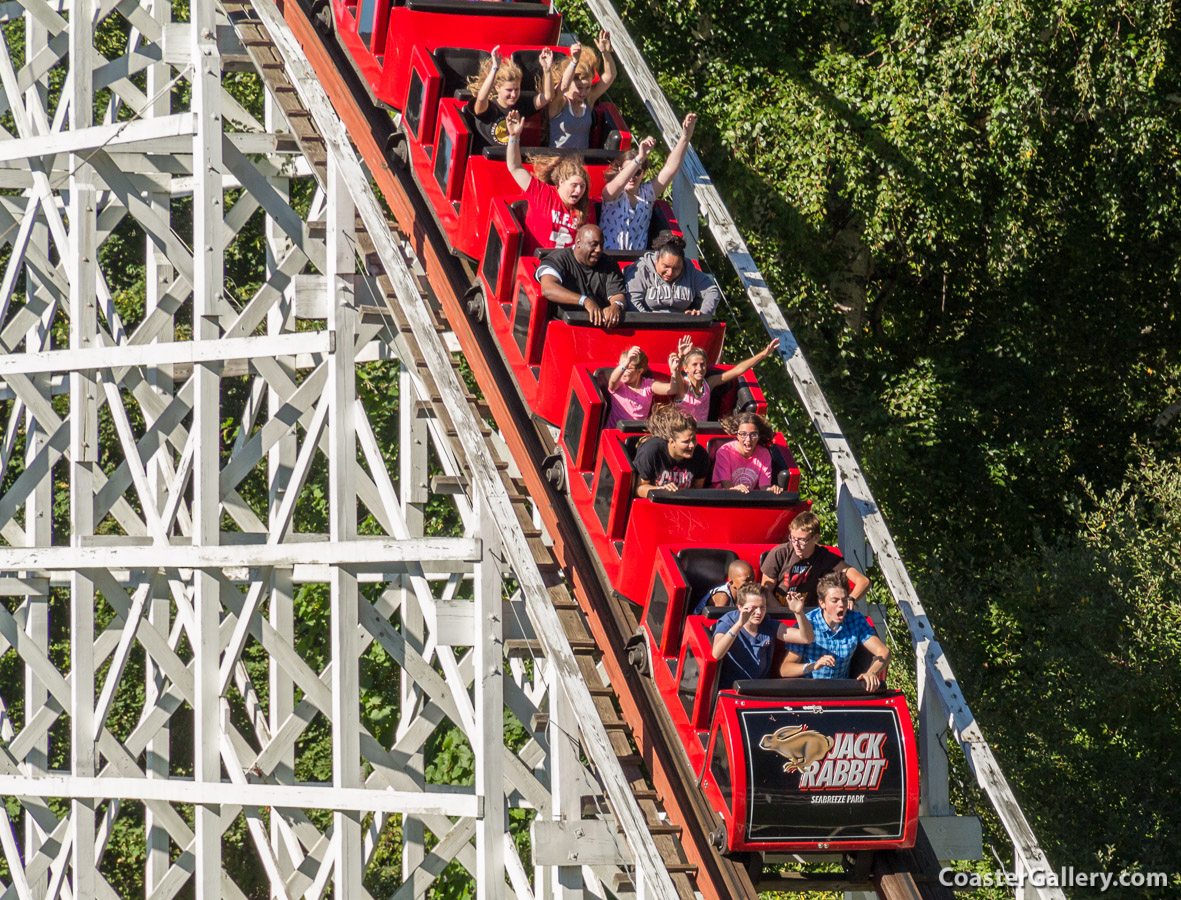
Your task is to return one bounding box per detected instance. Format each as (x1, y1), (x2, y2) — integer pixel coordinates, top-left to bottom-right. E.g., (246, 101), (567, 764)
(556, 0), (1181, 895)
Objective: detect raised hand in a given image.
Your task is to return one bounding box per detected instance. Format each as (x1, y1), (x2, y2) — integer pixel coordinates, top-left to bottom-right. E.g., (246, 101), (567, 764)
(757, 337), (781, 360)
(505, 109), (524, 137)
(490, 45), (503, 69)
(569, 42), (582, 64)
(636, 135), (657, 162)
(676, 333), (693, 357)
(539, 47), (553, 71)
(682, 112), (697, 140)
(595, 29), (612, 54)
(667, 351), (680, 373)
(785, 592), (807, 616)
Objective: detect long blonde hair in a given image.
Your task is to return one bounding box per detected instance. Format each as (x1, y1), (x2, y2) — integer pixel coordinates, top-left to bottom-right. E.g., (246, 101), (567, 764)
(466, 56), (525, 97)
(551, 46), (599, 93)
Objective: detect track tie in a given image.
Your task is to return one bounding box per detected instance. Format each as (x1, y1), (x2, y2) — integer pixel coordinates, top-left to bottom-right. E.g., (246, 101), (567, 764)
(619, 822), (681, 836)
(505, 638), (597, 657)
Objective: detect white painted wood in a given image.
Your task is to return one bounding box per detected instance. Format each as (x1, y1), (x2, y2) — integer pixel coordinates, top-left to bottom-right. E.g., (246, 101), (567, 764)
(398, 368), (430, 888)
(191, 0), (225, 893)
(144, 0), (175, 885)
(67, 0), (99, 892)
(474, 496), (506, 900)
(0, 537), (480, 569)
(0, 330), (332, 376)
(162, 23), (246, 65)
(0, 113), (196, 163)
(433, 597), (476, 647)
(0, 775), (481, 815)
(919, 815), (982, 862)
(530, 821), (628, 868)
(249, 5), (680, 895)
(326, 147), (364, 899)
(20, 37), (53, 878)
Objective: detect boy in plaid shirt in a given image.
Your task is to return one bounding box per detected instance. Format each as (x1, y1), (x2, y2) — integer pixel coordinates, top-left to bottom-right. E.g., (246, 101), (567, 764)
(783, 573), (890, 692)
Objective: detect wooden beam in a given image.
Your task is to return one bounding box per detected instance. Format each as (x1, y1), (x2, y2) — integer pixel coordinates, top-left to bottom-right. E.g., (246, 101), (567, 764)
(0, 775), (480, 816)
(0, 537), (481, 569)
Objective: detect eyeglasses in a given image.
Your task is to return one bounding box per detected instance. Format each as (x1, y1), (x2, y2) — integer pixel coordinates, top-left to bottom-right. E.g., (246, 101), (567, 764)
(788, 534), (816, 545)
(736, 431), (759, 441)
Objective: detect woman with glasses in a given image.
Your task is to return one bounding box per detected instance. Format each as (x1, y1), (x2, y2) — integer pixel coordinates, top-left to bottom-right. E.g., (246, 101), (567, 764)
(710, 412), (783, 493)
(599, 113), (697, 251)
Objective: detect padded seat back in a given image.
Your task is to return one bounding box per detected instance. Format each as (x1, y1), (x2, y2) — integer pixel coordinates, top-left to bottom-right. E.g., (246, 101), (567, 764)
(512, 50), (552, 89)
(707, 371), (757, 420)
(675, 547), (738, 609)
(622, 434), (652, 465)
(433, 48), (486, 101)
(705, 436), (731, 461)
(508, 199), (528, 231)
(769, 444), (791, 490)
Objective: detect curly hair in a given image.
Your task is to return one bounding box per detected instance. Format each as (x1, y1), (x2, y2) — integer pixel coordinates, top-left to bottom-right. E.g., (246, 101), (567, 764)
(648, 402), (697, 441)
(720, 411), (775, 448)
(651, 231), (686, 258)
(525, 154), (590, 223)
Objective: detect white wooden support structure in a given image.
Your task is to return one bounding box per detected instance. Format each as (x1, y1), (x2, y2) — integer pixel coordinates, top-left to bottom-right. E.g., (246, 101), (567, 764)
(0, 0), (687, 896)
(585, 0), (1062, 890)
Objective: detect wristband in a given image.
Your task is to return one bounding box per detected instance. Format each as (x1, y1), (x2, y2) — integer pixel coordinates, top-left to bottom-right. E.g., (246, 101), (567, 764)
(804, 662), (813, 674)
(612, 299), (625, 309)
(578, 295), (588, 308)
(506, 137), (519, 144)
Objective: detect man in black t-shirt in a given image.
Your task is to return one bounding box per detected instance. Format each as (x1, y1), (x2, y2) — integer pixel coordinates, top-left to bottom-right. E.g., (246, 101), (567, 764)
(760, 510), (870, 607)
(536, 225), (626, 328)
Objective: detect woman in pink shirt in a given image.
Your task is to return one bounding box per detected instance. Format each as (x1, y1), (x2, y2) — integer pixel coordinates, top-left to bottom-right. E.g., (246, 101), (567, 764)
(605, 345), (683, 428)
(675, 338), (780, 423)
(711, 412), (783, 493)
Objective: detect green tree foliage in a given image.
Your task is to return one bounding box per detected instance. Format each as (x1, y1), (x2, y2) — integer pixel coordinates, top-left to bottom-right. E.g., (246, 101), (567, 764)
(578, 0), (1181, 886)
(925, 449), (1181, 888)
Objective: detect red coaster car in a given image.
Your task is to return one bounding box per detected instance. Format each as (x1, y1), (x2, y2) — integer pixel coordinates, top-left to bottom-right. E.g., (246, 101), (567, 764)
(704, 684), (919, 853)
